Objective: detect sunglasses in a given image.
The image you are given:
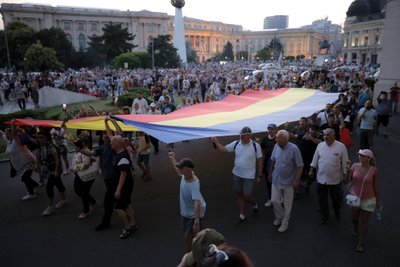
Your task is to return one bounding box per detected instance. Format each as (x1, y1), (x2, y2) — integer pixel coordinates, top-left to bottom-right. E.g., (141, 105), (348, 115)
(208, 244), (229, 263)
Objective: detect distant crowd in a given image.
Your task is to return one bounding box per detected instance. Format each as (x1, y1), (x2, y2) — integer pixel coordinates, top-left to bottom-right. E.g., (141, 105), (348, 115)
(0, 61), (386, 112)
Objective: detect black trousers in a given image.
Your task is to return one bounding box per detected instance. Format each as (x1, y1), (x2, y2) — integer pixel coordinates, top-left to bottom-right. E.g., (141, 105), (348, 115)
(317, 182), (343, 220)
(74, 175), (96, 213)
(21, 169), (38, 195)
(101, 178), (117, 225)
(46, 174), (66, 198)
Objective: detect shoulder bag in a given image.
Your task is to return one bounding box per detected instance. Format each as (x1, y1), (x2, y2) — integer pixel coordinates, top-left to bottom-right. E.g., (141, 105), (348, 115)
(346, 166), (372, 208)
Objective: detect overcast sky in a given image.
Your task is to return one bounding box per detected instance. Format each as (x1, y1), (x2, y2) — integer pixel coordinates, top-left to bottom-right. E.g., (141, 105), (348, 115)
(1, 0), (355, 30)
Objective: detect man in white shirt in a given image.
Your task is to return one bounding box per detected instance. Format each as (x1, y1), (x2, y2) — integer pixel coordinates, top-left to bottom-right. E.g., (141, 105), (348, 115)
(357, 100), (377, 149)
(211, 127), (263, 224)
(317, 103), (333, 126)
(132, 91), (148, 114)
(309, 128), (349, 224)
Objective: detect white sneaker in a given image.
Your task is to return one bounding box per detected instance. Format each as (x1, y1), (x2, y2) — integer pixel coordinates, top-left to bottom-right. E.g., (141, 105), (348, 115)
(278, 224), (288, 233)
(264, 200), (272, 207)
(273, 219), (282, 226)
(78, 212), (90, 219)
(55, 199), (68, 209)
(22, 193), (37, 201)
(42, 206), (55, 216)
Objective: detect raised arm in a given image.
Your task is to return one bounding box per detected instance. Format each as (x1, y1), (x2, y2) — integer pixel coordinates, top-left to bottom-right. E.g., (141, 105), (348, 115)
(89, 104), (101, 116)
(109, 118), (123, 136)
(104, 117), (114, 140)
(210, 136), (228, 152)
(168, 151), (180, 175)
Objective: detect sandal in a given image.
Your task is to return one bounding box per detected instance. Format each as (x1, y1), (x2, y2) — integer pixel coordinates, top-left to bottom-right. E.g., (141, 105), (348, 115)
(119, 225), (138, 239)
(356, 244), (365, 253)
(119, 228), (132, 239)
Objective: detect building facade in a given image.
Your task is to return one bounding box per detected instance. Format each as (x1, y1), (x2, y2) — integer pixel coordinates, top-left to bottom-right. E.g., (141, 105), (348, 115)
(342, 0), (386, 65)
(263, 15), (288, 30)
(1, 3), (327, 62)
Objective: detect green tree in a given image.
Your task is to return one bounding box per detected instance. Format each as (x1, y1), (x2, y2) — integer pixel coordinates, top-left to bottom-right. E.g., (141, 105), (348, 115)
(88, 22), (138, 64)
(255, 46), (272, 61)
(256, 38), (284, 61)
(112, 51), (151, 69)
(147, 35), (180, 68)
(185, 40), (198, 63)
(0, 22), (37, 70)
(222, 41), (234, 61)
(35, 27), (74, 65)
(23, 43), (63, 71)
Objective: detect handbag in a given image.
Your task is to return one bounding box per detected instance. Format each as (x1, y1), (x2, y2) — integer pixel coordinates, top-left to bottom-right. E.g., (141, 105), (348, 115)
(77, 156), (99, 182)
(346, 166), (371, 208)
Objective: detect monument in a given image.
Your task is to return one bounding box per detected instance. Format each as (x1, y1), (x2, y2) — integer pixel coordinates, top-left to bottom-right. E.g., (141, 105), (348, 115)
(171, 0), (187, 65)
(374, 0), (400, 99)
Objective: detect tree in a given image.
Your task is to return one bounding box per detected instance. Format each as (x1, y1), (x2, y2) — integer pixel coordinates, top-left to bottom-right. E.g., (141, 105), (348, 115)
(23, 43), (63, 71)
(112, 52), (151, 69)
(35, 27), (74, 66)
(222, 41), (234, 61)
(185, 40), (198, 63)
(88, 22), (138, 64)
(255, 37), (284, 61)
(0, 22), (37, 70)
(147, 35), (180, 68)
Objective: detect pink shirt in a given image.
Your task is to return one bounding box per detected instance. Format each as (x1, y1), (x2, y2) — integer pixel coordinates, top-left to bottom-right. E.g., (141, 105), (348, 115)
(351, 163), (376, 199)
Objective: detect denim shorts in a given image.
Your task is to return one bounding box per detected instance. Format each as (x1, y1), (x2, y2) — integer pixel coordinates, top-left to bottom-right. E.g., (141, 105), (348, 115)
(233, 174), (255, 196)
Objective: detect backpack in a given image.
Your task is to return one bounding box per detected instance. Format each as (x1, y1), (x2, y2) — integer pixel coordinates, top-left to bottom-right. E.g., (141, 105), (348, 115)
(233, 140), (258, 155)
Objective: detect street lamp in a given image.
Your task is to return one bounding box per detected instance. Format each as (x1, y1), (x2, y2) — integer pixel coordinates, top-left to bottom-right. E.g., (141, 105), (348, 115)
(2, 17), (12, 71)
(151, 36), (155, 69)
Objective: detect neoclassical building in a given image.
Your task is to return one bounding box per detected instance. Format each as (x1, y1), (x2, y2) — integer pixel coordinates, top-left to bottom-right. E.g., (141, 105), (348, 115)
(342, 0), (386, 65)
(1, 3), (330, 62)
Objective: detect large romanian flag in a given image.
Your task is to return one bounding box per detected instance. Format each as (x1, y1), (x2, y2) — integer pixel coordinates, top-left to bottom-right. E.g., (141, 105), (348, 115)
(113, 88), (339, 143)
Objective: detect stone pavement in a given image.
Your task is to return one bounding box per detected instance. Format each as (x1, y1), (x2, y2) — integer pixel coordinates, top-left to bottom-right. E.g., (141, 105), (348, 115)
(0, 114), (399, 266)
(0, 99), (35, 115)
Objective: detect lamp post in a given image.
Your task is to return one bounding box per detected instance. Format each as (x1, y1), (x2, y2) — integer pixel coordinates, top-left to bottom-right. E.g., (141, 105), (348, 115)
(2, 17), (11, 71)
(151, 36), (155, 69)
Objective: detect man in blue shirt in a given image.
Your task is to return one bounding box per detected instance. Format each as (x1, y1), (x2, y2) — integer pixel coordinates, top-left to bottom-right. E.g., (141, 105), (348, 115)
(268, 130), (303, 233)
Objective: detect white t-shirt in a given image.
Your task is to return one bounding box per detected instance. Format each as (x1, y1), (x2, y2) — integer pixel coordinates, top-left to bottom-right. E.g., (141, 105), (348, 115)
(358, 107), (377, 130)
(225, 140), (263, 179)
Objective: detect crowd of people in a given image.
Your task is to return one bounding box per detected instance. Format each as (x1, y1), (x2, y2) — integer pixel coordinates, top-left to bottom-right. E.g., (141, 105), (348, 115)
(0, 62), (398, 264)
(1, 61), (396, 113)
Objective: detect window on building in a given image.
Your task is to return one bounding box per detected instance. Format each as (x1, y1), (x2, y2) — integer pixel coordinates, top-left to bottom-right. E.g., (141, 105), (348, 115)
(90, 22), (98, 31)
(351, 53), (357, 63)
(371, 54), (377, 64)
(64, 21), (71, 31)
(24, 19), (34, 28)
(147, 23), (154, 32)
(352, 37), (359, 47)
(66, 34), (72, 43)
(77, 22), (85, 31)
(364, 36), (369, 46)
(78, 34), (86, 50)
(375, 35), (380, 46)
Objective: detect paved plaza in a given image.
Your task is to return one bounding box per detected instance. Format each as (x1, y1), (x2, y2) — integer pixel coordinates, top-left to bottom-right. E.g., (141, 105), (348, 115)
(0, 115), (399, 267)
